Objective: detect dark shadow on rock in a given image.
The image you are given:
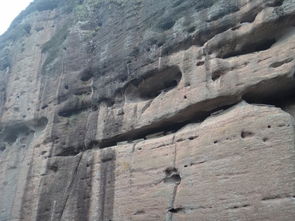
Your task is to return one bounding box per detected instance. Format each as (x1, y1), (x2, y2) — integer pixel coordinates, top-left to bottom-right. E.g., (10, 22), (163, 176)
(99, 148), (116, 221)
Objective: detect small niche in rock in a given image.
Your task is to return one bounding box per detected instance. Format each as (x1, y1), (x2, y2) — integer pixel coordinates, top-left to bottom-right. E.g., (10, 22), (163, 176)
(57, 98), (90, 117)
(157, 18), (176, 31)
(0, 144), (6, 152)
(125, 66), (182, 102)
(168, 207), (184, 213)
(134, 210), (145, 215)
(48, 163), (58, 172)
(164, 167), (181, 184)
(101, 152), (115, 163)
(56, 146), (80, 156)
(187, 26), (196, 33)
(242, 73), (295, 105)
(221, 39), (276, 59)
(80, 68), (93, 81)
(241, 130), (254, 138)
(240, 10), (259, 23)
(266, 0), (284, 7)
(270, 58), (293, 68)
(41, 104), (48, 110)
(33, 117), (48, 131)
(196, 61), (205, 66)
(212, 70), (225, 81)
(3, 124), (32, 144)
(58, 108), (84, 117)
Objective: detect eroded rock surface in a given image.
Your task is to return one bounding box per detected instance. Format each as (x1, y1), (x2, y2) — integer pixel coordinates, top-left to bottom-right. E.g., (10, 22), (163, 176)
(0, 0), (295, 220)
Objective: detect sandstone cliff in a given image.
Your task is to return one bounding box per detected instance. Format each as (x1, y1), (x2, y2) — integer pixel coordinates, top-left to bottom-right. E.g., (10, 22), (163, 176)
(0, 0), (295, 220)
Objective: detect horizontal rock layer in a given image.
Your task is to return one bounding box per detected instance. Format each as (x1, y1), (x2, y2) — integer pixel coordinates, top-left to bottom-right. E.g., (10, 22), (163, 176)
(0, 0), (295, 220)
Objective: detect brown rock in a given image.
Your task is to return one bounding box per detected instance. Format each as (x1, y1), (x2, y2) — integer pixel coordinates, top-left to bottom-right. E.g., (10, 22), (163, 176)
(0, 0), (295, 220)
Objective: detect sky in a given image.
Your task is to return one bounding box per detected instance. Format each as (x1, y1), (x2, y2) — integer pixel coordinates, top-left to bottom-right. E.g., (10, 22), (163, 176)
(0, 0), (33, 35)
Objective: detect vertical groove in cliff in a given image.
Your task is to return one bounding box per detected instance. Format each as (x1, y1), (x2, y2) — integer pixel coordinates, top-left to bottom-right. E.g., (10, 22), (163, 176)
(59, 153), (83, 220)
(165, 134), (181, 221)
(99, 149), (116, 221)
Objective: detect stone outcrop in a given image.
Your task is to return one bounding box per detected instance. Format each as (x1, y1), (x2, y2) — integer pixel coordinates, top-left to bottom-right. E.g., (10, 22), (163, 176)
(0, 0), (294, 220)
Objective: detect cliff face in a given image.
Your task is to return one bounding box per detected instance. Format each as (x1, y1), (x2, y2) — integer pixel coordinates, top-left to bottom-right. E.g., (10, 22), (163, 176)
(0, 0), (295, 220)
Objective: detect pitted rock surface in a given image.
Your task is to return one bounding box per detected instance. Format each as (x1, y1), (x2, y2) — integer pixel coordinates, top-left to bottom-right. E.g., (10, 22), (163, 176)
(0, 0), (295, 220)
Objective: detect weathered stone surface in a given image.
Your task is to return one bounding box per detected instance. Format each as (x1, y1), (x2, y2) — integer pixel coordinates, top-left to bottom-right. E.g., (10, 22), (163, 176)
(9, 102), (294, 221)
(0, 0), (295, 220)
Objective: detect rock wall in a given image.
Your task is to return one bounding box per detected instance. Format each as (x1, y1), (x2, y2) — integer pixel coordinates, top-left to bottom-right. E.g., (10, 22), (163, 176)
(0, 0), (295, 220)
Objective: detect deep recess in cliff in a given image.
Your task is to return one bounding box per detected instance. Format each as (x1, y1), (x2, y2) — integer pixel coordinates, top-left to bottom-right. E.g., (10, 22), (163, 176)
(0, 0), (295, 220)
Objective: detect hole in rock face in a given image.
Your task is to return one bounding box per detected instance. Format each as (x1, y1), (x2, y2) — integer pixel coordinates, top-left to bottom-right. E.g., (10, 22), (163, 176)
(241, 130), (254, 138)
(221, 39), (276, 59)
(165, 167), (177, 175)
(243, 70), (295, 105)
(212, 71), (225, 81)
(0, 144), (6, 151)
(33, 117), (48, 131)
(196, 61), (205, 66)
(165, 173), (181, 183)
(80, 68), (93, 81)
(270, 58), (293, 68)
(158, 19), (176, 31)
(134, 210), (145, 215)
(168, 207), (184, 213)
(164, 167), (181, 184)
(187, 26), (196, 33)
(188, 136), (197, 140)
(101, 152), (115, 163)
(48, 163), (58, 172)
(267, 0), (284, 7)
(57, 98), (90, 117)
(125, 66), (182, 102)
(3, 125), (32, 144)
